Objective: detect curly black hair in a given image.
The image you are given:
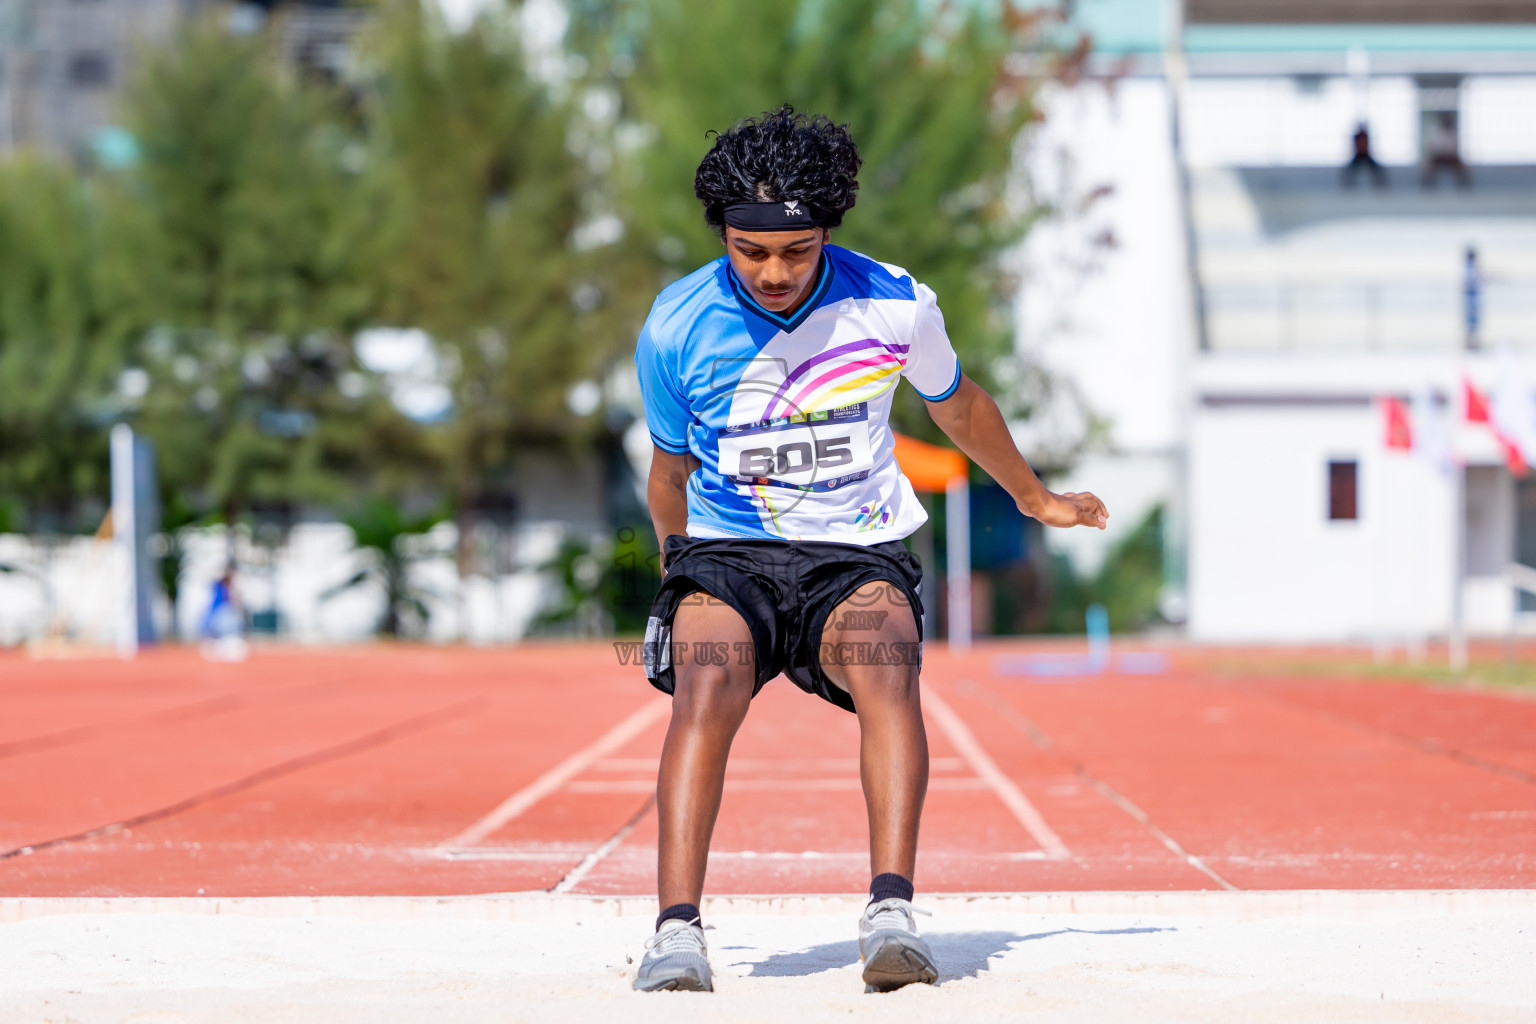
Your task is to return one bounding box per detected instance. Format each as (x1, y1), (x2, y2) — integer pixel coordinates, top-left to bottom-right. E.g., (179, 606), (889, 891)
(693, 105), (862, 236)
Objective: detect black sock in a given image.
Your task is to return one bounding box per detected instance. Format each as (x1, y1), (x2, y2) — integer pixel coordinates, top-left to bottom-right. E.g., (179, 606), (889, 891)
(656, 902), (701, 932)
(869, 872), (914, 904)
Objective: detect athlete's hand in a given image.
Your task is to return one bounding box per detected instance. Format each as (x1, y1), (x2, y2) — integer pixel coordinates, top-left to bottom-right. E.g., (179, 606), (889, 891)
(1028, 490), (1108, 530)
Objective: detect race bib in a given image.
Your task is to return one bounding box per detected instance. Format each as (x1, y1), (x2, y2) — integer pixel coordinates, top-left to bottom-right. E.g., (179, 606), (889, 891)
(717, 402), (874, 491)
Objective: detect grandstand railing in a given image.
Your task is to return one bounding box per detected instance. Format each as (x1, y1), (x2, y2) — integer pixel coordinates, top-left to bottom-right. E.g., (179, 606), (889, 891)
(1203, 279), (1536, 351)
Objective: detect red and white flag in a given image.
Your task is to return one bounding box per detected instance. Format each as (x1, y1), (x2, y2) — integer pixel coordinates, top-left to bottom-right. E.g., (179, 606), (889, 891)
(1464, 375), (1527, 476)
(1381, 396), (1413, 450)
(1491, 348), (1536, 477)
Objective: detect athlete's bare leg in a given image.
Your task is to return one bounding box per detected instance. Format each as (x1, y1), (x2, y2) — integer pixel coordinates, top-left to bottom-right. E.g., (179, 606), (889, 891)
(819, 581), (927, 880)
(655, 593), (757, 910)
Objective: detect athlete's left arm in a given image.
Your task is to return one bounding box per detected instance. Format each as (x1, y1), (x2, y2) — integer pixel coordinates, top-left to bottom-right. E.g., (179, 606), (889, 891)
(925, 374), (1107, 530)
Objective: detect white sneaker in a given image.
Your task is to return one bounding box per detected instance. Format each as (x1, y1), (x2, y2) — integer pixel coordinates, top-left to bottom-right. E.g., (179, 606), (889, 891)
(859, 898), (937, 992)
(633, 918), (713, 992)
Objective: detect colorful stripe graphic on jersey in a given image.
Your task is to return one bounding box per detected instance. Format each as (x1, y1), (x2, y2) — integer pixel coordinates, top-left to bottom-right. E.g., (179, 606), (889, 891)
(761, 339), (909, 419)
(635, 245), (961, 545)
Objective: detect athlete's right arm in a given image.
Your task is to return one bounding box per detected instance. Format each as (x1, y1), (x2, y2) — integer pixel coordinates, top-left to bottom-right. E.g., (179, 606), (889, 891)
(648, 447), (698, 571)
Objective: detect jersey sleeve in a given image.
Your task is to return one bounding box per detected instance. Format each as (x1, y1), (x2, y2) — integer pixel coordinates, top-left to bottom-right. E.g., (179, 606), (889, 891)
(634, 319), (692, 454)
(900, 282), (962, 401)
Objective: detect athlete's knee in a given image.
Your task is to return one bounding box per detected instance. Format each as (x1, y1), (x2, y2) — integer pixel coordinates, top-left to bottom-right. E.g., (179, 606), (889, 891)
(670, 662), (752, 724)
(848, 662), (921, 707)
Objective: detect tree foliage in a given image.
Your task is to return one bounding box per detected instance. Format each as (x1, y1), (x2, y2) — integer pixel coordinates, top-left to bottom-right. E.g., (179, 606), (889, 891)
(320, 497), (446, 637)
(584, 0), (1049, 437)
(358, 0), (615, 572)
(1046, 504), (1166, 633)
(114, 14), (393, 517)
(0, 159), (122, 528)
(0, 0), (1083, 634)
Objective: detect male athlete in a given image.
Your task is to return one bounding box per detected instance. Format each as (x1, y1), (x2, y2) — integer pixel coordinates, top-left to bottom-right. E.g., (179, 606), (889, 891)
(633, 107), (1107, 993)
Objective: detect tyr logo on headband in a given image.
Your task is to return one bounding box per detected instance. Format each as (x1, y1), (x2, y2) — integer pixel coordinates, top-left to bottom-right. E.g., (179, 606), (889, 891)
(724, 200), (822, 231)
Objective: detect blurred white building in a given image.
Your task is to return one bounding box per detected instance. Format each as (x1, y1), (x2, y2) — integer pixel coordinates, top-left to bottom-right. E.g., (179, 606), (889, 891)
(0, 1), (362, 163)
(1016, 0), (1536, 640)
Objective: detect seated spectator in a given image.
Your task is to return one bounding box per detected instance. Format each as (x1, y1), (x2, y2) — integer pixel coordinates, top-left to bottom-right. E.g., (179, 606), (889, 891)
(1422, 112), (1471, 188)
(1341, 122), (1386, 188)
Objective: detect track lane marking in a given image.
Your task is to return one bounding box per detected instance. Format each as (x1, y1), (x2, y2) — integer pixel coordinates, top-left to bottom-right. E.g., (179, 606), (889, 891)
(591, 756), (967, 773)
(0, 697), (485, 862)
(923, 688), (1071, 860)
(1258, 687), (1536, 788)
(962, 677), (1238, 889)
(438, 847), (1054, 863)
(441, 696), (670, 849)
(564, 777), (992, 793)
(0, 681), (343, 761)
(1081, 776), (1238, 890)
(550, 794), (656, 893)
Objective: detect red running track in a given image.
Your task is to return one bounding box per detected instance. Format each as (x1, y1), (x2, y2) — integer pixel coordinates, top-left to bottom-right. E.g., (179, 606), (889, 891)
(1, 644), (1533, 897)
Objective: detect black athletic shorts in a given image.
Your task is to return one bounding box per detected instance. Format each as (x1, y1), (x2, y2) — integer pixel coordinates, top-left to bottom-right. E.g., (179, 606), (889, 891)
(642, 534), (925, 714)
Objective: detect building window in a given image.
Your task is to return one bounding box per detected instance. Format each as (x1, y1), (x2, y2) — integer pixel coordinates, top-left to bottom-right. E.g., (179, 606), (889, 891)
(1328, 460), (1358, 521)
(68, 52), (111, 88)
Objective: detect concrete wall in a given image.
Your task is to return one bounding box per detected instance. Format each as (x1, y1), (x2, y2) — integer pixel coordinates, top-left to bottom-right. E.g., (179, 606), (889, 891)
(1189, 397), (1458, 640)
(1186, 351), (1536, 640)
(0, 517), (599, 649)
(1013, 76), (1194, 580)
(1181, 75), (1536, 170)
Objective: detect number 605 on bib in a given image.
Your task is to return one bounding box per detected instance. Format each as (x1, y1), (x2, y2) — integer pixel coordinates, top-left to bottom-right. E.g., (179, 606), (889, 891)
(717, 402), (875, 489)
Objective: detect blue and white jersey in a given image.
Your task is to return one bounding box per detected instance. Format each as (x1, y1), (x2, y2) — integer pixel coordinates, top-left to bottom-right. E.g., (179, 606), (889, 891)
(635, 244), (961, 545)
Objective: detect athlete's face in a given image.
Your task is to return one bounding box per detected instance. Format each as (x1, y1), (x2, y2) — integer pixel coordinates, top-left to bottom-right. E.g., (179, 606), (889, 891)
(722, 226), (829, 314)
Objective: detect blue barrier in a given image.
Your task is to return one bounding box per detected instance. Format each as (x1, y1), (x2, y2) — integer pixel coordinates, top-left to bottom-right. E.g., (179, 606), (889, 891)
(992, 603), (1169, 679)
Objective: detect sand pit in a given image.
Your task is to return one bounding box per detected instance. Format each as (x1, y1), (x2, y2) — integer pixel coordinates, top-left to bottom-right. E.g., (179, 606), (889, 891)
(2, 893), (1532, 1022)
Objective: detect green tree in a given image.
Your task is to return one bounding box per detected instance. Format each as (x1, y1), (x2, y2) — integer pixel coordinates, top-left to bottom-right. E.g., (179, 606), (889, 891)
(1046, 504), (1166, 633)
(0, 158), (121, 530)
(113, 14), (399, 523)
(528, 534), (612, 636)
(359, 0), (612, 578)
(320, 497), (446, 637)
(583, 0), (1054, 437)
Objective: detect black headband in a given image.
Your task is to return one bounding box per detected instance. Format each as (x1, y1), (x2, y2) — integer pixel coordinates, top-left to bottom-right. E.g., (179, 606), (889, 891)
(723, 200), (823, 231)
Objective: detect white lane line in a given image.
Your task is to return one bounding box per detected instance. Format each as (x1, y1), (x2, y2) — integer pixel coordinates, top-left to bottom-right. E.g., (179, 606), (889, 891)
(435, 846), (1052, 863)
(590, 756), (968, 773)
(923, 688), (1071, 861)
(441, 696), (671, 850)
(962, 676), (1236, 889)
(434, 848), (591, 861)
(710, 850), (1050, 861)
(1082, 776), (1238, 891)
(564, 777), (991, 794)
(715, 850), (868, 860)
(551, 795), (655, 893)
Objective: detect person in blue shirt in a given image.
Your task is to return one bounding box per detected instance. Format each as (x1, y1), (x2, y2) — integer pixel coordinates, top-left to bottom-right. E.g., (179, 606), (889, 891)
(633, 106), (1107, 993)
